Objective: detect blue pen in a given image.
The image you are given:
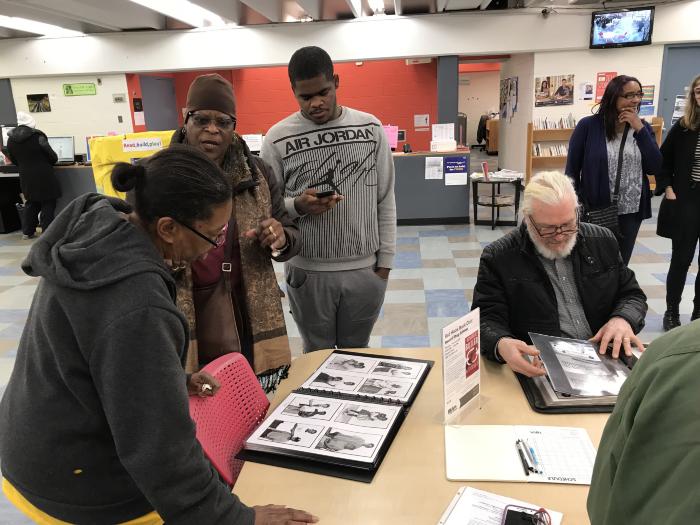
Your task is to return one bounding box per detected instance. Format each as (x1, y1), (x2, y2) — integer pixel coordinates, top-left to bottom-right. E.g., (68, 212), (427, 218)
(527, 442), (541, 473)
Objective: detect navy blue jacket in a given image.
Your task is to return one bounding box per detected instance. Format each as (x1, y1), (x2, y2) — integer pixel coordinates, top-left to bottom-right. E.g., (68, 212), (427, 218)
(565, 114), (662, 220)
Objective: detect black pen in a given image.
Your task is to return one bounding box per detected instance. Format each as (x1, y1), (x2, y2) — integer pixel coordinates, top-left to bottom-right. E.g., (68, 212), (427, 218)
(516, 442), (530, 476)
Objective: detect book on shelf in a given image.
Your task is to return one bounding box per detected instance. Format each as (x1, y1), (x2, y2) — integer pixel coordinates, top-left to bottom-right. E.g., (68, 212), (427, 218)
(532, 143), (569, 157)
(533, 114), (577, 130)
(515, 333), (638, 413)
(239, 350), (434, 482)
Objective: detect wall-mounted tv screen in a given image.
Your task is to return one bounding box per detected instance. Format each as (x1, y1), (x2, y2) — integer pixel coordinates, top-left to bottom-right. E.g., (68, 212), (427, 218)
(590, 7), (654, 49)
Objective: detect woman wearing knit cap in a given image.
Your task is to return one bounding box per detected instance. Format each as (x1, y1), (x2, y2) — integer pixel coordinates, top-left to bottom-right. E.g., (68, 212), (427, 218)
(171, 74), (299, 392)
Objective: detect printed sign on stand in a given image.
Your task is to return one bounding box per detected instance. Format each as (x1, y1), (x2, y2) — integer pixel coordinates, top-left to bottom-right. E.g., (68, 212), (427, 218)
(442, 309), (480, 423)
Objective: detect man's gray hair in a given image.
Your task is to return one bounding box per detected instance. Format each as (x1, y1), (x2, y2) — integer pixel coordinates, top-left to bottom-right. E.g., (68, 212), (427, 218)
(522, 171), (579, 215)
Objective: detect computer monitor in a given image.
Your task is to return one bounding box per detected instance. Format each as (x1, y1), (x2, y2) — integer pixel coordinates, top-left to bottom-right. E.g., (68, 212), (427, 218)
(1, 126), (14, 148)
(48, 136), (75, 163)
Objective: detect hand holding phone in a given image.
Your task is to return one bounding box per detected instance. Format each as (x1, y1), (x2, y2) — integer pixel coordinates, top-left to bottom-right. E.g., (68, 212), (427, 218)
(295, 188), (344, 216)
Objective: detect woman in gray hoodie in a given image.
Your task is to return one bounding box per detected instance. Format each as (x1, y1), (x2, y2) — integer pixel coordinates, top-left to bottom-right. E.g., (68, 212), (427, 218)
(0, 145), (317, 525)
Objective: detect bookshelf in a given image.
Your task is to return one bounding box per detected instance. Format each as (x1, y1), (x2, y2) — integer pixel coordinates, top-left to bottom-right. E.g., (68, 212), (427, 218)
(525, 124), (574, 183)
(525, 117), (664, 185)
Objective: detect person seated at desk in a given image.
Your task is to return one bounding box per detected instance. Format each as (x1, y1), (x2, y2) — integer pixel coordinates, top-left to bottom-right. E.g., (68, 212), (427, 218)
(471, 171), (647, 377)
(588, 319), (700, 524)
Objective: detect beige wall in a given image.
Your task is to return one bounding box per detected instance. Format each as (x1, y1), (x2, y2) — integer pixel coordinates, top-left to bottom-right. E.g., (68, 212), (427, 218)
(498, 54), (535, 174)
(458, 71), (500, 146)
(10, 74), (132, 154)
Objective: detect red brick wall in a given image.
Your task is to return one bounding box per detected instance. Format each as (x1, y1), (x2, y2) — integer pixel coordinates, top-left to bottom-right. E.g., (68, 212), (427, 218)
(134, 58), (438, 151)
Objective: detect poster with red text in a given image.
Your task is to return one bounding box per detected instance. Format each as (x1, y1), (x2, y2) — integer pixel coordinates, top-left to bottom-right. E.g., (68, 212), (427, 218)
(595, 72), (617, 103)
(442, 309), (480, 423)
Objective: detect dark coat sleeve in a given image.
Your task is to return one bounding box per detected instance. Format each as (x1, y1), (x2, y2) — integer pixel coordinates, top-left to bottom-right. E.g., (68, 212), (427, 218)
(609, 258), (648, 335)
(252, 155), (301, 262)
(565, 118), (588, 197)
(471, 249), (513, 362)
(91, 307), (255, 525)
(38, 134), (58, 165)
(656, 121), (681, 193)
(635, 121), (662, 176)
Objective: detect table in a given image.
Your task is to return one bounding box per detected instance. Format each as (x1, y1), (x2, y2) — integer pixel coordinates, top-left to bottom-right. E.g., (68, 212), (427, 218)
(234, 348), (608, 524)
(472, 178), (522, 229)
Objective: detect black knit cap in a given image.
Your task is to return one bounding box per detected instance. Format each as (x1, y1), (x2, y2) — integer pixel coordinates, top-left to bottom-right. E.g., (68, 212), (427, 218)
(185, 74), (236, 116)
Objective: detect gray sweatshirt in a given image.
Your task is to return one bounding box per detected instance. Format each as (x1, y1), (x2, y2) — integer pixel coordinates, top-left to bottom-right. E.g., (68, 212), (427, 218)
(261, 107), (396, 271)
(0, 194), (254, 525)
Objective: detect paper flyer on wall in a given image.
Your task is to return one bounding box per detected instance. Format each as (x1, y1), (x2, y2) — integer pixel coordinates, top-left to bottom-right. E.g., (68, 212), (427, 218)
(442, 309), (480, 423)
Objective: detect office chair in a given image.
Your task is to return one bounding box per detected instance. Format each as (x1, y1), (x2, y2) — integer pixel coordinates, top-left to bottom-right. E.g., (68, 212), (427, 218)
(471, 114), (489, 152)
(189, 353), (270, 486)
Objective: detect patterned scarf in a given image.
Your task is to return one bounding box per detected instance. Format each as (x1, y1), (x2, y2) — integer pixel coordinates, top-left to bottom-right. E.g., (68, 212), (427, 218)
(173, 130), (290, 392)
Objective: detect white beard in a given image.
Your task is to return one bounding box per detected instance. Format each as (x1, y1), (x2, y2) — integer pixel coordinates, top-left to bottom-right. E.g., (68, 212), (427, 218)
(526, 221), (577, 260)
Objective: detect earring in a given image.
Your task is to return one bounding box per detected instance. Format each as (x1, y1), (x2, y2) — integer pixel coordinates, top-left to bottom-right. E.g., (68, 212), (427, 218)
(181, 127), (186, 134)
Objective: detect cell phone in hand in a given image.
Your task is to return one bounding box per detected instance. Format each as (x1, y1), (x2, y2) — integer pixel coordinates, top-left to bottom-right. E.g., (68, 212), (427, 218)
(315, 190), (337, 198)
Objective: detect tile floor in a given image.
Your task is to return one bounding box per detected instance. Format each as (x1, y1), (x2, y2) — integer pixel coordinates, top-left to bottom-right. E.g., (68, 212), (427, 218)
(0, 194), (696, 522)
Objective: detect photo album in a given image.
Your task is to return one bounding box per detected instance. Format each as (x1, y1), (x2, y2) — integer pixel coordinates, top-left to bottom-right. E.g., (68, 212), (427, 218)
(240, 350), (433, 482)
(516, 333), (637, 413)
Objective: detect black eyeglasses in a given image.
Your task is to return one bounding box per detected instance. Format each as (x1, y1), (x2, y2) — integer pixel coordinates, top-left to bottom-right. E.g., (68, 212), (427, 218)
(529, 215), (579, 238)
(185, 111), (237, 131)
(620, 92), (644, 100)
(178, 221), (227, 248)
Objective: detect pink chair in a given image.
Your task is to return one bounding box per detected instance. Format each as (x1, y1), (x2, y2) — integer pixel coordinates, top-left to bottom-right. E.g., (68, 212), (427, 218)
(189, 353), (270, 486)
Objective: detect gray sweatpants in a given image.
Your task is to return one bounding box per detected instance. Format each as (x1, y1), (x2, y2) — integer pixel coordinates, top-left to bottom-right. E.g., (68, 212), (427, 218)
(285, 265), (388, 353)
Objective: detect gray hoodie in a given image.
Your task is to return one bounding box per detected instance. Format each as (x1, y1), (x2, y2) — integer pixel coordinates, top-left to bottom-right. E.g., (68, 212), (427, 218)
(0, 194), (254, 524)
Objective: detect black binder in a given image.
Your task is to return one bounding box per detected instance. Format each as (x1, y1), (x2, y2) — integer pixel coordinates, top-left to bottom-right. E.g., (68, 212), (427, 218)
(239, 350), (433, 482)
(517, 333), (638, 414)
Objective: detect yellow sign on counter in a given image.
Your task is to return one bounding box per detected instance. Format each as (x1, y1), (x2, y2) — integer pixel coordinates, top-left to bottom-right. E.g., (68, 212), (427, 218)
(89, 131), (174, 197)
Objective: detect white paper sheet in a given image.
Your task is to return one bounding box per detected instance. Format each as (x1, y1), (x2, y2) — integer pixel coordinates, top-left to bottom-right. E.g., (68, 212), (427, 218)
(445, 425), (597, 485)
(425, 156), (444, 180)
(438, 487), (563, 525)
(445, 171), (468, 186)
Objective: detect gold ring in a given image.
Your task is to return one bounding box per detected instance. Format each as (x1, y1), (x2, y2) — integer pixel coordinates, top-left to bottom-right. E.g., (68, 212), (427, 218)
(268, 225), (274, 235)
(623, 337), (630, 341)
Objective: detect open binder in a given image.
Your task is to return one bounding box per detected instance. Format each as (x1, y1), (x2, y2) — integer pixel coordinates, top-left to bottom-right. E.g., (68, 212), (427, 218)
(239, 350), (433, 482)
(518, 333), (638, 414)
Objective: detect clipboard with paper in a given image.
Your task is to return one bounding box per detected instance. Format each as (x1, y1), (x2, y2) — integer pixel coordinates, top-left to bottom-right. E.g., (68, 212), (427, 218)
(445, 425), (596, 485)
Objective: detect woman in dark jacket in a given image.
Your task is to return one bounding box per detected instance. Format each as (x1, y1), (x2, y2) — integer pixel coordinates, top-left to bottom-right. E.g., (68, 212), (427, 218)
(566, 75), (662, 265)
(657, 74), (700, 330)
(5, 112), (60, 239)
(171, 74), (301, 393)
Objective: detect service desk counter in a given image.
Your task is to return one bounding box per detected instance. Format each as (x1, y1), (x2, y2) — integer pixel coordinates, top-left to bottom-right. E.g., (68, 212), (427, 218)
(392, 150), (470, 225)
(0, 165), (96, 232)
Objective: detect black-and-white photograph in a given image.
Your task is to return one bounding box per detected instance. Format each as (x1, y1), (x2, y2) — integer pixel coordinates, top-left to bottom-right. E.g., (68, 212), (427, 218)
(358, 377), (411, 397)
(326, 355), (375, 372)
(370, 360), (420, 379)
(259, 419), (322, 448)
(531, 333), (632, 398)
(310, 372), (361, 391)
(281, 396), (341, 420)
(314, 427), (382, 458)
(334, 404), (396, 429)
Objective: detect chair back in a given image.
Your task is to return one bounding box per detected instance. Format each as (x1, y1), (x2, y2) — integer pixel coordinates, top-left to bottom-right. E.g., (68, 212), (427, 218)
(189, 353), (270, 486)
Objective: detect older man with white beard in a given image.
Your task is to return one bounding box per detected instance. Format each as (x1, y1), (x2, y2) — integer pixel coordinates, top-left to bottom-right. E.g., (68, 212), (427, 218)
(471, 171), (647, 377)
